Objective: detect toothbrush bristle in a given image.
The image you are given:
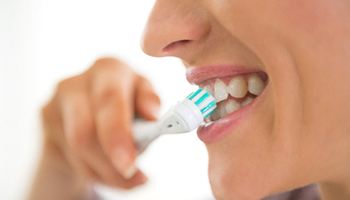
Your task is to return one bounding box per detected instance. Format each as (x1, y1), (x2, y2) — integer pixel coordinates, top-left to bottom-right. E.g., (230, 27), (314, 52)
(187, 88), (203, 100)
(187, 88), (217, 118)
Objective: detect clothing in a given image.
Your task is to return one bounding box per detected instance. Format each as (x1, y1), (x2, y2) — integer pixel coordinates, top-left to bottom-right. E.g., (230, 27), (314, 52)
(94, 184), (320, 200)
(263, 184), (321, 200)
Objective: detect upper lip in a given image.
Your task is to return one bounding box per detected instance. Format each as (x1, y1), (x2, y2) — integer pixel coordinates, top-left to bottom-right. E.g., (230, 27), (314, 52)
(186, 65), (262, 85)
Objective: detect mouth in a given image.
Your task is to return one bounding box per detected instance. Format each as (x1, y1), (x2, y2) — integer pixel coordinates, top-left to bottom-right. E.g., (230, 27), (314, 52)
(186, 65), (268, 143)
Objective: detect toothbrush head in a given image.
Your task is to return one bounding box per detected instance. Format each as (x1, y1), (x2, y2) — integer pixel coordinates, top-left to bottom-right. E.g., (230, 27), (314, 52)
(160, 88), (217, 134)
(186, 87), (217, 119)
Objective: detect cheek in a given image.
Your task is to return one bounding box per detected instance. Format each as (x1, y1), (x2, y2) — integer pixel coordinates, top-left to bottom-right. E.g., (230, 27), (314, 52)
(206, 88), (283, 199)
(204, 0), (350, 198)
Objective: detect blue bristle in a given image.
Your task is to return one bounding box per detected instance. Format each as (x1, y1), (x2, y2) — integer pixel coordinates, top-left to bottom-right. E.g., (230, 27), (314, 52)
(195, 92), (209, 106)
(187, 88), (203, 100)
(186, 87), (217, 119)
(204, 109), (215, 119)
(200, 101), (216, 114)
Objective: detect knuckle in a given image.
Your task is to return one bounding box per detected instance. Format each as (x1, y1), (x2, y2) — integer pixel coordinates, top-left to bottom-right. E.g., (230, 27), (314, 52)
(91, 57), (124, 72)
(72, 162), (98, 182)
(137, 76), (157, 95)
(94, 86), (120, 106)
(56, 78), (72, 92)
(137, 74), (152, 86)
(40, 101), (58, 125)
(139, 86), (161, 105)
(119, 184), (134, 190)
(147, 91), (161, 103)
(108, 179), (134, 189)
(56, 76), (80, 95)
(82, 170), (99, 182)
(41, 103), (51, 119)
(95, 57), (121, 65)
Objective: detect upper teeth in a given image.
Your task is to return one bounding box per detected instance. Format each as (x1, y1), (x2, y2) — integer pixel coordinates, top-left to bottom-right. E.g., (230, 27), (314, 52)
(214, 79), (228, 102)
(247, 74), (265, 95)
(210, 74), (265, 103)
(227, 76), (248, 98)
(203, 73), (266, 121)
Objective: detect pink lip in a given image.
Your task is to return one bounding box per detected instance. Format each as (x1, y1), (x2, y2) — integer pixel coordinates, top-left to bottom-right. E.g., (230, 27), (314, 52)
(197, 99), (255, 143)
(186, 65), (261, 85)
(198, 88), (267, 143)
(185, 65), (265, 144)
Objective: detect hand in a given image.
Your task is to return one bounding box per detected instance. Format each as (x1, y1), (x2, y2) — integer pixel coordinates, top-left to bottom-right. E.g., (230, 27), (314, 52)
(41, 57), (160, 189)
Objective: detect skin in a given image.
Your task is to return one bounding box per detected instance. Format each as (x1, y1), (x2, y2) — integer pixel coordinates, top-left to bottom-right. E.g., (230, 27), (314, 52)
(29, 58), (161, 199)
(143, 0), (350, 199)
(30, 0), (350, 199)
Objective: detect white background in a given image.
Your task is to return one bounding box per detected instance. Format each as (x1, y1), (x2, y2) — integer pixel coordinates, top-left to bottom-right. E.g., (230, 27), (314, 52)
(0, 0), (214, 199)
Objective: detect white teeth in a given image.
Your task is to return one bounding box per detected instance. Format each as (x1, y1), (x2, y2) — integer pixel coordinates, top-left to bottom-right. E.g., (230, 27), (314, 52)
(241, 96), (254, 107)
(247, 74), (265, 95)
(227, 76), (248, 98)
(225, 99), (241, 114)
(211, 104), (226, 121)
(210, 109), (221, 121)
(218, 104), (228, 119)
(204, 73), (266, 122)
(214, 79), (228, 102)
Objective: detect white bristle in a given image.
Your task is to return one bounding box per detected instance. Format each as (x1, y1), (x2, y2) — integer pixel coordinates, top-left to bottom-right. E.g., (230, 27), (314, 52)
(196, 96), (212, 110)
(190, 89), (207, 102)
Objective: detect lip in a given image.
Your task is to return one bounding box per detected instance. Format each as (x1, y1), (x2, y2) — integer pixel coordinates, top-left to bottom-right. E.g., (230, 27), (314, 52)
(185, 65), (266, 144)
(198, 87), (266, 143)
(186, 65), (261, 85)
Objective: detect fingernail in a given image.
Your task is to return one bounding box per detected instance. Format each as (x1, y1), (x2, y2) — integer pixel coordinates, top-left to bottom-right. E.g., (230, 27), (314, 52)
(112, 147), (137, 179)
(148, 102), (160, 119)
(139, 174), (148, 184)
(124, 165), (138, 179)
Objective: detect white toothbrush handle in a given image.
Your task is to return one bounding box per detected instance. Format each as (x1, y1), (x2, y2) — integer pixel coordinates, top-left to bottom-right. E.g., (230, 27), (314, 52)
(133, 120), (162, 153)
(132, 100), (206, 153)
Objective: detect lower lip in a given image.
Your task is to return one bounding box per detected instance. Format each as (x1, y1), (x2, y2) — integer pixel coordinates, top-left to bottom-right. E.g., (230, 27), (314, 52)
(197, 91), (264, 144)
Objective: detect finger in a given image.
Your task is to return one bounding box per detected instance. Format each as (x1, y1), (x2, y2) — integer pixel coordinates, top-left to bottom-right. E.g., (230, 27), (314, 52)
(83, 143), (148, 189)
(58, 75), (146, 188)
(58, 76), (96, 155)
(57, 76), (101, 182)
(62, 143), (100, 184)
(134, 75), (161, 121)
(89, 60), (139, 180)
(42, 83), (100, 183)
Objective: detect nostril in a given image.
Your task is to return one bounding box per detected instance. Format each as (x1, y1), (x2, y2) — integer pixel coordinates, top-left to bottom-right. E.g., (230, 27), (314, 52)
(162, 40), (191, 53)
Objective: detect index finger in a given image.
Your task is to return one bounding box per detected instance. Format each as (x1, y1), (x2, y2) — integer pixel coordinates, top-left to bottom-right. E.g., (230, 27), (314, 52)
(89, 58), (139, 179)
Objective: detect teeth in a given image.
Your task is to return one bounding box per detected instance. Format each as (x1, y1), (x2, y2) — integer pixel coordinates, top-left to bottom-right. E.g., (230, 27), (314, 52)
(214, 79), (228, 102)
(203, 73), (266, 122)
(226, 76), (248, 98)
(218, 104), (228, 119)
(210, 104), (226, 121)
(225, 99), (241, 113)
(210, 108), (221, 121)
(247, 74), (265, 95)
(241, 96), (254, 107)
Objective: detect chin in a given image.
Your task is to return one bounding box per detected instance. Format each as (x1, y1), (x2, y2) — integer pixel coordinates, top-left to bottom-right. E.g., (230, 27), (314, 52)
(205, 131), (284, 200)
(207, 155), (268, 200)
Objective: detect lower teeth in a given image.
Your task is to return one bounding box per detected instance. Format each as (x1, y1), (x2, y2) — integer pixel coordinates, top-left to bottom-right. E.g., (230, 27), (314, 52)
(208, 94), (256, 122)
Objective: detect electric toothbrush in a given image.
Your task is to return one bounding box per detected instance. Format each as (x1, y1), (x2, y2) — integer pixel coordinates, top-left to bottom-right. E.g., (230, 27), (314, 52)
(133, 88), (217, 152)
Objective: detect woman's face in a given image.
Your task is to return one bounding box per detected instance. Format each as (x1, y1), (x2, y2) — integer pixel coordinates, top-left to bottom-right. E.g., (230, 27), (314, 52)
(142, 0), (350, 199)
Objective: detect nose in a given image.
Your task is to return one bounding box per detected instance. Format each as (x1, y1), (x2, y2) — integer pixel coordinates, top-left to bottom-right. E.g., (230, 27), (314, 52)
(141, 0), (210, 58)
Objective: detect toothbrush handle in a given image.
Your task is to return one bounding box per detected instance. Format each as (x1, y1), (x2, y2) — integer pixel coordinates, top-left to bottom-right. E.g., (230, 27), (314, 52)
(132, 120), (161, 153)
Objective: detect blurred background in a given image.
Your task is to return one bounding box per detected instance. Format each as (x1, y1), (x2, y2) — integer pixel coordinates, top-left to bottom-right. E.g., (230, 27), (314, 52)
(0, 0), (214, 199)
